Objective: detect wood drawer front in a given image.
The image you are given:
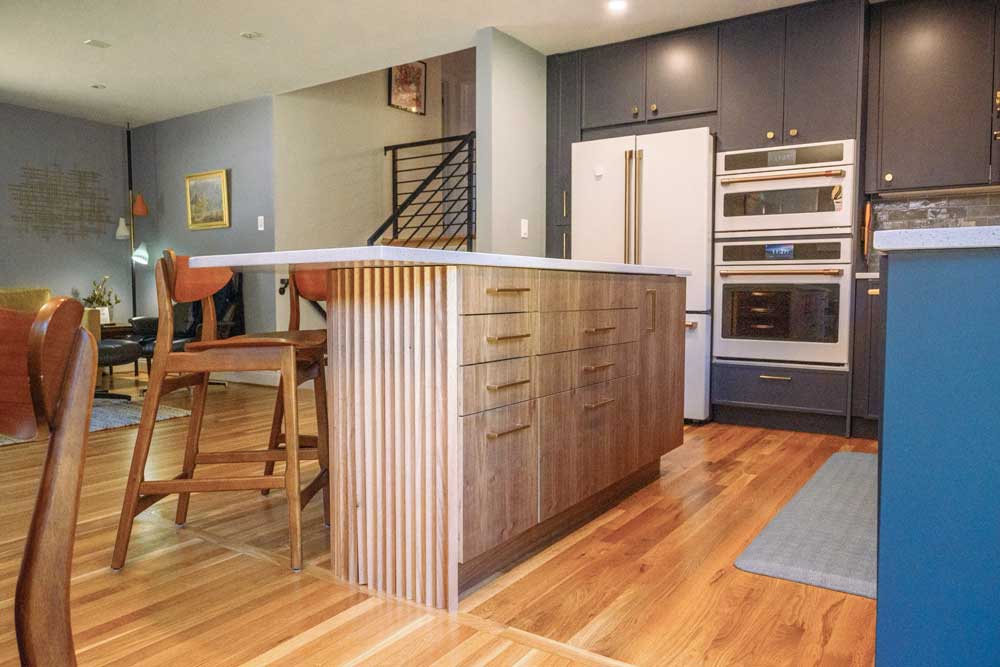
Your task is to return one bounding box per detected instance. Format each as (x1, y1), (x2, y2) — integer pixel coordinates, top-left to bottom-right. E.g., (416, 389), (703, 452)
(538, 271), (640, 312)
(539, 376), (638, 520)
(462, 401), (539, 561)
(711, 363), (849, 415)
(460, 357), (533, 416)
(460, 267), (539, 314)
(461, 313), (536, 365)
(533, 342), (639, 397)
(537, 309), (638, 355)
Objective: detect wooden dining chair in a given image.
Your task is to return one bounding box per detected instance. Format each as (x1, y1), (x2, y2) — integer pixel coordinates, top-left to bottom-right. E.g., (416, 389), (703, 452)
(111, 250), (328, 572)
(5, 298), (97, 667)
(261, 269), (330, 526)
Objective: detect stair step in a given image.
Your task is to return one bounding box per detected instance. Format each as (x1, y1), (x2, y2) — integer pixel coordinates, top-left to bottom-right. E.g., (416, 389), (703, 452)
(379, 233), (475, 249)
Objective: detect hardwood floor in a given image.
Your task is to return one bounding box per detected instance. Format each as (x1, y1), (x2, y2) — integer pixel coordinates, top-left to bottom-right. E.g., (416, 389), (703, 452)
(0, 376), (876, 666)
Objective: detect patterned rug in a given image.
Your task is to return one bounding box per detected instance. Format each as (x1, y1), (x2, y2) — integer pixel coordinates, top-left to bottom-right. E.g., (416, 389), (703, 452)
(0, 399), (190, 446)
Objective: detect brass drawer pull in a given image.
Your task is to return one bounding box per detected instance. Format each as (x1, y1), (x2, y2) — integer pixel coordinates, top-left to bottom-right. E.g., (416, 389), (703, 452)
(486, 287), (531, 294)
(867, 288), (881, 296)
(685, 321), (698, 329)
(584, 397), (616, 410)
(582, 362), (615, 373)
(486, 423), (531, 440)
(486, 333), (531, 343)
(486, 378), (531, 391)
(720, 268), (844, 277)
(749, 308), (769, 314)
(719, 169), (845, 186)
(584, 326), (617, 334)
(751, 324), (774, 330)
(759, 374), (792, 382)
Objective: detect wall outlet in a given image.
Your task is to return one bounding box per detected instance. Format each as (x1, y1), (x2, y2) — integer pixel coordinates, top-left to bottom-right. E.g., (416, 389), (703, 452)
(257, 215), (265, 231)
(520, 218), (529, 239)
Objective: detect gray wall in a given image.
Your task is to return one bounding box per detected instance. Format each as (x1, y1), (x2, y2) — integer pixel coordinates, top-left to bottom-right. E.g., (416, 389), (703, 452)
(0, 102), (130, 315)
(132, 97), (276, 331)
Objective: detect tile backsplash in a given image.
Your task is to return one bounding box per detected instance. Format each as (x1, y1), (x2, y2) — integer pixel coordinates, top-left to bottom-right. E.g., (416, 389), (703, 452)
(868, 191), (1000, 270)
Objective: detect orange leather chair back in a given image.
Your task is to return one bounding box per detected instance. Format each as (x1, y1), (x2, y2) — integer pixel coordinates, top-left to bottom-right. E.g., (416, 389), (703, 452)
(165, 251), (233, 304)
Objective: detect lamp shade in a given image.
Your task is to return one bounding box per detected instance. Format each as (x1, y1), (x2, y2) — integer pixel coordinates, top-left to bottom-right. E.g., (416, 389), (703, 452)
(115, 217), (130, 240)
(131, 242), (150, 265)
(132, 193), (149, 217)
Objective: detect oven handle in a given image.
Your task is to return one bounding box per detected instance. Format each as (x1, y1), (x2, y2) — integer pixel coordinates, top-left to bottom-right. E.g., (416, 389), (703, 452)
(719, 169), (846, 186)
(718, 268), (845, 277)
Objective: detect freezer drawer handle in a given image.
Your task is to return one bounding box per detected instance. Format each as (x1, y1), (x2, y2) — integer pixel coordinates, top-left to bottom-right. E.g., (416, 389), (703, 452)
(719, 269), (844, 277)
(486, 378), (531, 391)
(486, 423), (531, 440)
(486, 333), (532, 343)
(759, 374), (792, 382)
(719, 169), (846, 186)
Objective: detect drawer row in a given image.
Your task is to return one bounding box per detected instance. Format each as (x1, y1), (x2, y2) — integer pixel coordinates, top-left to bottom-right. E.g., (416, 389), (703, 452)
(461, 308), (639, 365)
(459, 267), (641, 315)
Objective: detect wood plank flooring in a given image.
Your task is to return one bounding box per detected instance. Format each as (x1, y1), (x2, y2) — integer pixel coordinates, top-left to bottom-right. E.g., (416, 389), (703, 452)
(0, 376), (876, 666)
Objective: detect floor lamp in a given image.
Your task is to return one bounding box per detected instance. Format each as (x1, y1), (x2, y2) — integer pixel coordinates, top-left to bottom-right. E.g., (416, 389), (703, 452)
(125, 124), (148, 317)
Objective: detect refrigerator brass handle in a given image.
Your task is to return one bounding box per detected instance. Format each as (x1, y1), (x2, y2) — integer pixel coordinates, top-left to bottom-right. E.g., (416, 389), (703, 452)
(867, 288), (881, 296)
(685, 321), (698, 329)
(562, 231), (568, 259)
(719, 269), (844, 277)
(562, 190), (567, 218)
(582, 362), (616, 373)
(486, 333), (532, 343)
(486, 423), (531, 440)
(635, 149), (643, 264)
(646, 288), (656, 332)
(759, 374), (792, 381)
(584, 398), (616, 410)
(719, 169), (846, 186)
(863, 201), (872, 260)
(486, 378), (531, 391)
(584, 326), (617, 334)
(624, 149), (633, 263)
(485, 287), (531, 294)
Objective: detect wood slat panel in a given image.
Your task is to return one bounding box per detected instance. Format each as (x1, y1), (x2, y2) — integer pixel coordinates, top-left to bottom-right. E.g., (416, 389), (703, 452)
(328, 266), (460, 611)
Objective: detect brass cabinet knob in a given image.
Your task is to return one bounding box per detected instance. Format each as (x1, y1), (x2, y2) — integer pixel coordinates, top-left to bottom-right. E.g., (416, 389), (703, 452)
(650, 103), (658, 113)
(631, 105), (639, 116)
(994, 130), (1000, 141)
(766, 130), (775, 140)
(884, 172), (894, 182)
(788, 128), (799, 137)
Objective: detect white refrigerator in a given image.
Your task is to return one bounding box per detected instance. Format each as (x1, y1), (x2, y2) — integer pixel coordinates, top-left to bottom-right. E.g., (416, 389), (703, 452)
(571, 127), (713, 421)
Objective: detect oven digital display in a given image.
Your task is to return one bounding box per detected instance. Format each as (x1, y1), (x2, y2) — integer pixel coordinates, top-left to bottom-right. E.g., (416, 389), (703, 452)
(765, 243), (795, 260)
(767, 149), (796, 167)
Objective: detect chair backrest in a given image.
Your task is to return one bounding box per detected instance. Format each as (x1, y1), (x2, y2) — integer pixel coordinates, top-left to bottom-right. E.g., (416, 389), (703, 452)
(158, 249), (233, 345)
(11, 297), (97, 667)
(287, 269), (327, 330)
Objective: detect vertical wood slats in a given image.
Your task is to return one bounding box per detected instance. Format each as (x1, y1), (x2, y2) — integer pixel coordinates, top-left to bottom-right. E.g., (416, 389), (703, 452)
(327, 266), (460, 611)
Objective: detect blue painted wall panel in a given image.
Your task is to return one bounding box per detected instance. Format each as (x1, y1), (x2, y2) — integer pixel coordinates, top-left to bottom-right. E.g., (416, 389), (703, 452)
(877, 248), (1000, 666)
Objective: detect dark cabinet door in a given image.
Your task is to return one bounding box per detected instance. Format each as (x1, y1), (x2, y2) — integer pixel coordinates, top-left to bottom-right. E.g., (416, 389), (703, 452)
(877, 0), (995, 190)
(851, 278), (885, 421)
(556, 53), (580, 227)
(783, 0), (862, 145)
(868, 279), (885, 419)
(645, 25), (718, 120)
(581, 41), (646, 129)
(719, 11), (786, 151)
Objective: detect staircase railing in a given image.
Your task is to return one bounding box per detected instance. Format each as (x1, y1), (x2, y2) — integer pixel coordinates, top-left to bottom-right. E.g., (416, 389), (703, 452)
(367, 131), (475, 251)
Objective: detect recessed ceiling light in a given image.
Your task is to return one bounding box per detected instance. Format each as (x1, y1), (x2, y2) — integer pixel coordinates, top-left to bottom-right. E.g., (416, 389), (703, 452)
(607, 0), (627, 13)
(90, 83), (107, 89)
(84, 39), (111, 48)
(240, 31), (263, 39)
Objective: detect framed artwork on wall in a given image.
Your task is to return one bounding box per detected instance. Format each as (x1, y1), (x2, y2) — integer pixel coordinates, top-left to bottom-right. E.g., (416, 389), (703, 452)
(388, 61), (427, 115)
(185, 169), (230, 230)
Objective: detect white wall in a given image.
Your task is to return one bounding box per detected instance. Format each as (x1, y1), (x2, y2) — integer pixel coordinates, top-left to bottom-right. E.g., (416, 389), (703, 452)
(475, 28), (547, 257)
(272, 59), (444, 329)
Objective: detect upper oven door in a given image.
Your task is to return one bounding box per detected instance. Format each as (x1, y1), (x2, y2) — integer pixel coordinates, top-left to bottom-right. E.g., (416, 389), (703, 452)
(712, 264), (852, 366)
(714, 164), (855, 234)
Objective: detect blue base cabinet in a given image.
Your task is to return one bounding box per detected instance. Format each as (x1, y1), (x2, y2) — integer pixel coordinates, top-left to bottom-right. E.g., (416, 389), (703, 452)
(877, 248), (1000, 666)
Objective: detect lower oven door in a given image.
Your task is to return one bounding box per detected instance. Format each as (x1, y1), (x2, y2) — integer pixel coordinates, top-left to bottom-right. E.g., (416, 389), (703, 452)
(713, 265), (851, 365)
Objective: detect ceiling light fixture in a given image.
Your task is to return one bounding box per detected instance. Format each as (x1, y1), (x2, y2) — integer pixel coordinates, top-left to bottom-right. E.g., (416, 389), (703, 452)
(84, 39), (111, 48)
(90, 83), (107, 89)
(607, 0), (627, 13)
(240, 31), (263, 39)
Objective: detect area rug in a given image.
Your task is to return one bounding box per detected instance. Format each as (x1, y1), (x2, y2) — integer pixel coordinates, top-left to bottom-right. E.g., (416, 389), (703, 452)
(734, 452), (877, 598)
(0, 399), (190, 446)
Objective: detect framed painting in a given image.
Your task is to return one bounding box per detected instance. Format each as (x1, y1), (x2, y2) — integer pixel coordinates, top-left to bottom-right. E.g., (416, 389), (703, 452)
(185, 169), (230, 230)
(388, 61), (427, 114)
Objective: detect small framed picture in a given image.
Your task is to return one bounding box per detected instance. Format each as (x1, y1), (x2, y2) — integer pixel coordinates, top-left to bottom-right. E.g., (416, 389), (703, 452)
(388, 61), (427, 115)
(185, 169), (230, 230)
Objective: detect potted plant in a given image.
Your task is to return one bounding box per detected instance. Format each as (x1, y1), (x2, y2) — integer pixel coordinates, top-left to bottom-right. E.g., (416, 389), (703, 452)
(78, 276), (122, 324)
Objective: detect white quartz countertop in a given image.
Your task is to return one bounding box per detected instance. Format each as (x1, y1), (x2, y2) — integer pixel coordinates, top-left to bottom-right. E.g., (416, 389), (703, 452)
(874, 226), (1000, 252)
(188, 246), (691, 277)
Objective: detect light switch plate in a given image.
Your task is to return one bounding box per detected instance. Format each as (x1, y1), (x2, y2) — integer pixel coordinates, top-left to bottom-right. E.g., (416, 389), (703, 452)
(520, 218), (529, 239)
(257, 215), (265, 231)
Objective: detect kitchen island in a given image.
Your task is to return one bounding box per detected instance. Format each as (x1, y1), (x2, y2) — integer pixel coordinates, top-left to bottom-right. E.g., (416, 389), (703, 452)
(190, 247), (688, 611)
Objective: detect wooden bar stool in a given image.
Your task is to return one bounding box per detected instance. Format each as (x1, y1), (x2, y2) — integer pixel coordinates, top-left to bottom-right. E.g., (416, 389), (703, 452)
(111, 250), (328, 571)
(261, 270), (330, 525)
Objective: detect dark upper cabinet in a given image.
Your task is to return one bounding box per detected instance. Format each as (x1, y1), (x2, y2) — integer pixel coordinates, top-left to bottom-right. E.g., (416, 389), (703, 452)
(546, 53), (579, 259)
(718, 11), (786, 151)
(869, 0), (995, 192)
(783, 0), (862, 145)
(645, 25), (719, 120)
(581, 41), (646, 129)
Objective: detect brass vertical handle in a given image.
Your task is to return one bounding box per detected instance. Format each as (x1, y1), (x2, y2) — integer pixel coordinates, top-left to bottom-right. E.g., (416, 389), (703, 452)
(624, 149), (633, 263)
(635, 149), (643, 264)
(994, 90), (1000, 113)
(562, 231), (568, 259)
(863, 201), (872, 260)
(562, 190), (567, 218)
(645, 288), (656, 332)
